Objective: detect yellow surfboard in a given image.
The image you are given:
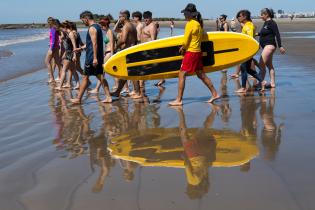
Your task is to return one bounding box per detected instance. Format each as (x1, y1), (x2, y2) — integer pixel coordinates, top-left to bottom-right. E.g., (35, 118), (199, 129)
(108, 128), (259, 168)
(104, 32), (259, 80)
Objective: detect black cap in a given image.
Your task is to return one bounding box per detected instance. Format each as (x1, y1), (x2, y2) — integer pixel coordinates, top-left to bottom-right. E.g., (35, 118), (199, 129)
(181, 3), (199, 17)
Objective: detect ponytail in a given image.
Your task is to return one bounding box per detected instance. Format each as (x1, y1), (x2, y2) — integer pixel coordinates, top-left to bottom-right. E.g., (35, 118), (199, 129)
(197, 12), (203, 28)
(261, 8), (275, 19)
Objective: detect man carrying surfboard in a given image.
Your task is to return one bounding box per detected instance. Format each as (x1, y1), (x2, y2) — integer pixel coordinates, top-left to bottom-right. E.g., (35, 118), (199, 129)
(111, 10), (142, 99)
(169, 3), (220, 106)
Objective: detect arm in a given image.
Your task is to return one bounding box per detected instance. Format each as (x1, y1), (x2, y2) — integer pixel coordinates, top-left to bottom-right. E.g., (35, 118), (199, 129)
(271, 21), (285, 54)
(89, 27), (98, 66)
(245, 25), (255, 38)
(108, 30), (115, 55)
(50, 28), (57, 49)
(116, 25), (128, 49)
(271, 22), (282, 48)
(69, 32), (77, 61)
(149, 23), (158, 41)
(113, 20), (122, 33)
(181, 23), (192, 53)
(137, 24), (143, 42)
(224, 22), (229, 32)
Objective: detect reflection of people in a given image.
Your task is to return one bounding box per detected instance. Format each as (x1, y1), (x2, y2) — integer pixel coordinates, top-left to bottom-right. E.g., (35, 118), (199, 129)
(171, 106), (218, 199)
(238, 91), (258, 139)
(50, 89), (93, 158)
(119, 160), (138, 181)
(259, 89), (284, 161)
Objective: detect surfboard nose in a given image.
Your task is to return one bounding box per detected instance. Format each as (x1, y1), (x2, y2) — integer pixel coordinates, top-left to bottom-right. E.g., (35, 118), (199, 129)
(104, 56), (127, 79)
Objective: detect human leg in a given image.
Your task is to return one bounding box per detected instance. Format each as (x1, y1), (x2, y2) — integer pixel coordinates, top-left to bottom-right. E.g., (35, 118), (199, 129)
(169, 71), (187, 106)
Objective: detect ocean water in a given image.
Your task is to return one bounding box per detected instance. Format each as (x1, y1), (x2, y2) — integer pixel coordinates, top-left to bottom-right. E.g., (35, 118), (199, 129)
(0, 27), (314, 82)
(0, 27), (184, 82)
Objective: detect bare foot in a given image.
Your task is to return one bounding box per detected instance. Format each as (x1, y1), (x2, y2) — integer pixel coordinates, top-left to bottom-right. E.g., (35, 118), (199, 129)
(235, 88), (247, 93)
(129, 91), (136, 96)
(229, 73), (239, 78)
(88, 89), (99, 94)
(154, 80), (165, 87)
(169, 105), (183, 112)
(130, 94), (142, 99)
(54, 86), (62, 91)
(169, 100), (183, 106)
(111, 86), (118, 91)
(70, 98), (81, 104)
(260, 81), (267, 92)
(207, 95), (221, 103)
(101, 97), (113, 103)
(62, 84), (71, 88)
(121, 89), (129, 94)
(73, 83), (80, 90)
(110, 92), (120, 98)
(48, 79), (56, 84)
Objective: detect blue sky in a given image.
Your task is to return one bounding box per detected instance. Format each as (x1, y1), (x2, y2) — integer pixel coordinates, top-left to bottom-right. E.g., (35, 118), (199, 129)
(1, 0), (314, 23)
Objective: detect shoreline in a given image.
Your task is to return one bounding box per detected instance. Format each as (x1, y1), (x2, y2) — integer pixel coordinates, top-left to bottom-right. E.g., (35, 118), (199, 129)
(1, 18), (315, 30)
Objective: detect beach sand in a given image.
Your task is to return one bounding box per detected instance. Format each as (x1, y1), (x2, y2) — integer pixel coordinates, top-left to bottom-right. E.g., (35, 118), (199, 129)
(1, 21), (315, 210)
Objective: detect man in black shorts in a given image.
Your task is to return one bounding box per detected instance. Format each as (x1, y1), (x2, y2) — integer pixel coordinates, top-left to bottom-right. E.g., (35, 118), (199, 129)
(71, 11), (112, 104)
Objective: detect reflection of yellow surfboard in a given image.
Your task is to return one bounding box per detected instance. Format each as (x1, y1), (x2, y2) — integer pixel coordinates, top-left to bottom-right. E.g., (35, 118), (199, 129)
(104, 32), (259, 80)
(108, 128), (259, 168)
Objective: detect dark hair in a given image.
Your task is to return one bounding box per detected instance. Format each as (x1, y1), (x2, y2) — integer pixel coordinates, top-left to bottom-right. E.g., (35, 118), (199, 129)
(236, 10), (252, 21)
(220, 14), (227, 20)
(197, 12), (204, 29)
(143, 11), (153, 19)
(47, 17), (54, 23)
(120, 10), (130, 19)
(80, 10), (94, 20)
(69, 22), (77, 31)
(99, 16), (111, 27)
(132, 11), (142, 20)
(261, 8), (275, 19)
(61, 20), (71, 29)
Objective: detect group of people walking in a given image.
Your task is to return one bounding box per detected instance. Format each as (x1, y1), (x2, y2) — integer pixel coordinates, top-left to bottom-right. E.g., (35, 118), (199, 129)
(45, 3), (285, 105)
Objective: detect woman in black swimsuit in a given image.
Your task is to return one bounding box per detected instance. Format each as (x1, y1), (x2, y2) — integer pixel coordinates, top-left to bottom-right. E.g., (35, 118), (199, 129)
(257, 8), (286, 88)
(55, 21), (78, 90)
(217, 14), (229, 32)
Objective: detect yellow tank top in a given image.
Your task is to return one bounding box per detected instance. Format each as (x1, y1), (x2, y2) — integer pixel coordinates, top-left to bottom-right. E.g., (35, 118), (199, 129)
(242, 21), (255, 38)
(182, 19), (203, 52)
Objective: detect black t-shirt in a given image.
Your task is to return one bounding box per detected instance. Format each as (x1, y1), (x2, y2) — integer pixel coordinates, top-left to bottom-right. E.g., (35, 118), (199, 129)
(258, 20), (282, 48)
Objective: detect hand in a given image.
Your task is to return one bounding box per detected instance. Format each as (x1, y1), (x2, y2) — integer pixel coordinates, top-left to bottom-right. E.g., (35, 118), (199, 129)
(73, 47), (82, 53)
(179, 47), (186, 55)
(93, 58), (98, 67)
(72, 56), (77, 62)
(279, 47), (286, 55)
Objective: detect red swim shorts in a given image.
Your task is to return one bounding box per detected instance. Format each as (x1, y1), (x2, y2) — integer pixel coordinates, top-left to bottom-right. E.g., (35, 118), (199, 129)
(181, 51), (203, 73)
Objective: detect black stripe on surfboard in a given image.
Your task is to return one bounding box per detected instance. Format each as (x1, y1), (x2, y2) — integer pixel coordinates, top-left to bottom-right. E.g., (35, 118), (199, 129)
(127, 51), (215, 77)
(126, 41), (215, 64)
(127, 60), (182, 76)
(214, 48), (239, 54)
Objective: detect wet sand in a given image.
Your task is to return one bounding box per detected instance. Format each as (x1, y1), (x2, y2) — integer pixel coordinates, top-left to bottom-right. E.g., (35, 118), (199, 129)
(1, 24), (315, 210)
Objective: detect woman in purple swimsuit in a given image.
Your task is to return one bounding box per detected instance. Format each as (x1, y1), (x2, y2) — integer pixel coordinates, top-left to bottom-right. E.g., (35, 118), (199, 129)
(45, 17), (62, 83)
